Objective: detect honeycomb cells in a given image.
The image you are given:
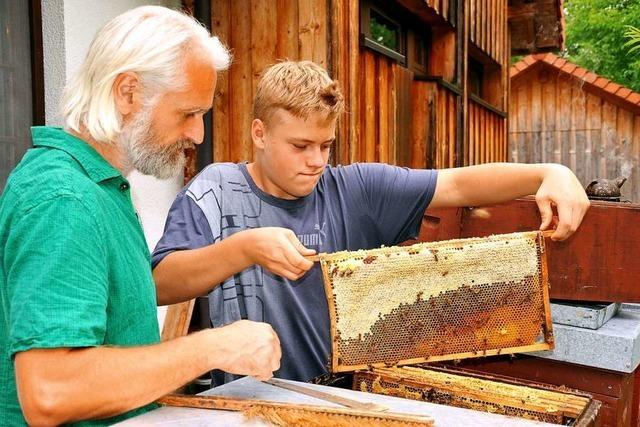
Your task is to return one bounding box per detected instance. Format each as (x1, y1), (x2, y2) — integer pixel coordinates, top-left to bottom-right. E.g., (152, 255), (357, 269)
(318, 231), (554, 371)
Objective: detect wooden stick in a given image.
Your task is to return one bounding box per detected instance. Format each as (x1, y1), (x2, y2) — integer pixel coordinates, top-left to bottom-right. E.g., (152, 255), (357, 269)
(157, 393), (434, 425)
(264, 378), (388, 412)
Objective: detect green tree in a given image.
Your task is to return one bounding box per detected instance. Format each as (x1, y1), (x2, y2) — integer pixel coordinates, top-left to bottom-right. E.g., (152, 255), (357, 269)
(564, 0), (640, 92)
(624, 25), (640, 53)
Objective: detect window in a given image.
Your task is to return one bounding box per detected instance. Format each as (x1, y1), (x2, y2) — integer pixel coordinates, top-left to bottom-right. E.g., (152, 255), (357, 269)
(360, 3), (405, 63)
(360, 1), (430, 74)
(468, 57), (484, 98)
(370, 10), (400, 51)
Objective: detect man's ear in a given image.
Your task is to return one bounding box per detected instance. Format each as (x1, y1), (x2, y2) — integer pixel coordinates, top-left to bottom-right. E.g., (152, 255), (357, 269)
(113, 72), (141, 117)
(251, 119), (266, 149)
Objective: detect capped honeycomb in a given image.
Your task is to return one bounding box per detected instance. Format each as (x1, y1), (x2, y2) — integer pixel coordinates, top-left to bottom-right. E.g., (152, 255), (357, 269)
(317, 231), (554, 372)
(354, 366), (596, 425)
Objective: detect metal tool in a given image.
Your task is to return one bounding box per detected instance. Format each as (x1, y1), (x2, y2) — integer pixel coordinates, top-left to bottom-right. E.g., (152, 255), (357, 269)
(264, 378), (389, 412)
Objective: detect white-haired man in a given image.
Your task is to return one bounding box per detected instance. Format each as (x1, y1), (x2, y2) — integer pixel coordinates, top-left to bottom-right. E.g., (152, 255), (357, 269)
(0, 6), (280, 426)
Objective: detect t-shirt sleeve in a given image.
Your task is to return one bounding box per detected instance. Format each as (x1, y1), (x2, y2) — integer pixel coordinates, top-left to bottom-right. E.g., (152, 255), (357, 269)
(349, 163), (438, 245)
(6, 195), (109, 356)
(151, 191), (214, 269)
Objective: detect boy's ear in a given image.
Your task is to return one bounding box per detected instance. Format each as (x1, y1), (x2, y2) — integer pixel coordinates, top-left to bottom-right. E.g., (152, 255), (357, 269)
(251, 119), (266, 149)
(113, 72), (141, 118)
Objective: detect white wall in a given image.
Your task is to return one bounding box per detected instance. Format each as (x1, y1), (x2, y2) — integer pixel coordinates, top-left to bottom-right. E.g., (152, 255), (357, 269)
(42, 0), (183, 329)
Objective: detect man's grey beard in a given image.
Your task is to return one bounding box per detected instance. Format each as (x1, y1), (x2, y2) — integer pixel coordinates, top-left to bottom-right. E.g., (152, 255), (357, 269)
(118, 106), (193, 179)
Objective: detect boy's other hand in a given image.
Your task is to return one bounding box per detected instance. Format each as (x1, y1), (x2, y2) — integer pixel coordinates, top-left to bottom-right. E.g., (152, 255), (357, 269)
(535, 164), (590, 241)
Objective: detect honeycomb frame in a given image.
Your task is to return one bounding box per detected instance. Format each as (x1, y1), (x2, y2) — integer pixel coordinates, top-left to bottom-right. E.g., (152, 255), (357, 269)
(353, 366), (600, 426)
(318, 231), (554, 373)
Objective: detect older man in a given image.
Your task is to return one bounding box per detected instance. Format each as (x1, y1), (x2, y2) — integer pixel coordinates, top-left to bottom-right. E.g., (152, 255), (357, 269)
(0, 6), (280, 426)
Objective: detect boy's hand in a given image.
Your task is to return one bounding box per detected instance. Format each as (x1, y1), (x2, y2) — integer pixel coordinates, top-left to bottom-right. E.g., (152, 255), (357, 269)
(211, 320), (281, 381)
(243, 227), (316, 280)
(535, 164), (590, 241)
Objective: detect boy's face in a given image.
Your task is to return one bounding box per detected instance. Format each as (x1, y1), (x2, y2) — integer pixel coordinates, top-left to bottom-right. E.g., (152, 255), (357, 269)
(252, 109), (336, 199)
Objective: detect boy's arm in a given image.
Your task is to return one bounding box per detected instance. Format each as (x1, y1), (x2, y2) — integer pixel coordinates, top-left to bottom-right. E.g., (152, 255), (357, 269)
(15, 320), (280, 426)
(153, 227), (315, 305)
(429, 163), (589, 240)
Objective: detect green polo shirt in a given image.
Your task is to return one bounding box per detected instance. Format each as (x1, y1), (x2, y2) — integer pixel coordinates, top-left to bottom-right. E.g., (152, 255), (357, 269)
(0, 127), (160, 426)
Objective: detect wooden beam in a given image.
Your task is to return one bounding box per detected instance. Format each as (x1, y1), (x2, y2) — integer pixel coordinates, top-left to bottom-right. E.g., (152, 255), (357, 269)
(161, 300), (195, 341)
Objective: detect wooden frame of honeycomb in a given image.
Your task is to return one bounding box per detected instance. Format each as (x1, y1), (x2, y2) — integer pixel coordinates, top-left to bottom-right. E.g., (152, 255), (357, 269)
(353, 366), (601, 426)
(317, 231), (554, 373)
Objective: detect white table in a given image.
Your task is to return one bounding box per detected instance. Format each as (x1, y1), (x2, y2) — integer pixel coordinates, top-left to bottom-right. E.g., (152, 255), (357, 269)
(115, 376), (565, 426)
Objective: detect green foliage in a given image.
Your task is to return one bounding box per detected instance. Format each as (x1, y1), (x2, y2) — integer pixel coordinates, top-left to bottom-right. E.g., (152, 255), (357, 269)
(564, 0), (640, 92)
(370, 13), (398, 51)
(624, 25), (640, 54)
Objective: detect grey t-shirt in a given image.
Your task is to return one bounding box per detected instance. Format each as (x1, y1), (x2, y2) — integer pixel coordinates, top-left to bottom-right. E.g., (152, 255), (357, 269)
(152, 162), (437, 384)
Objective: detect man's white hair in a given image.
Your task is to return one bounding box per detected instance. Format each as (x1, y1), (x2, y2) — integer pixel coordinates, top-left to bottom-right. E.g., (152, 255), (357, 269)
(61, 6), (230, 143)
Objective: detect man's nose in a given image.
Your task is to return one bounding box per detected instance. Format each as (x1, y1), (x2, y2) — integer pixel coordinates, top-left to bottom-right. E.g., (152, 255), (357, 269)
(184, 117), (205, 144)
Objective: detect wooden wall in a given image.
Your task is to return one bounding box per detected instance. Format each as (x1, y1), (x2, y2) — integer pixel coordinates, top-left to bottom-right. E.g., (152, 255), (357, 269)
(468, 99), (507, 164)
(469, 0), (508, 65)
(209, 0), (511, 170)
(411, 81), (458, 169)
(510, 65), (640, 202)
(211, 0), (329, 163)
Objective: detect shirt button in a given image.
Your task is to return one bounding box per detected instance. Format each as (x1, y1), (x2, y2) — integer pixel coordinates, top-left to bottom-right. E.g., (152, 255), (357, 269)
(119, 182), (130, 191)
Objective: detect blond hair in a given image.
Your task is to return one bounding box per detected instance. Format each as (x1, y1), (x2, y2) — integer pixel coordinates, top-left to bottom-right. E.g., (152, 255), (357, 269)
(62, 6), (231, 144)
(253, 61), (345, 126)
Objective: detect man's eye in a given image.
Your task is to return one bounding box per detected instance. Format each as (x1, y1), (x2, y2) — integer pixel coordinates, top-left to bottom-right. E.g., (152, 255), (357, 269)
(293, 144), (306, 149)
(322, 144), (332, 150)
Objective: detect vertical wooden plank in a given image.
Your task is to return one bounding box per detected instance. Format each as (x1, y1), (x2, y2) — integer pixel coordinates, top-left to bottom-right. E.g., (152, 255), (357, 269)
(362, 50), (376, 162)
(330, 0), (350, 165)
(633, 116), (640, 202)
(298, 0), (328, 68)
(496, 0), (501, 67)
(542, 71), (556, 165)
(449, 91), (456, 167)
(470, 0), (475, 45)
(469, 102), (475, 164)
(508, 84), (516, 163)
(587, 94), (602, 183)
(395, 66), (413, 167)
(251, 0), (278, 90)
(212, 0), (231, 163)
(476, 104), (481, 164)
(377, 56), (389, 164)
(229, 1), (253, 162)
(602, 101), (617, 178)
(277, 0), (299, 59)
(617, 109), (634, 201)
(557, 75), (572, 165)
(482, 0), (487, 53)
(530, 72), (542, 165)
(388, 62), (398, 165)
(572, 83), (587, 181)
(489, 0), (498, 61)
(411, 82), (427, 169)
(469, 103), (475, 164)
(348, 0), (360, 164)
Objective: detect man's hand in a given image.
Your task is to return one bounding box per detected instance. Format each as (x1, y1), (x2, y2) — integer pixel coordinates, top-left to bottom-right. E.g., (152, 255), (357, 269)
(535, 164), (590, 241)
(243, 227), (316, 280)
(212, 320), (282, 381)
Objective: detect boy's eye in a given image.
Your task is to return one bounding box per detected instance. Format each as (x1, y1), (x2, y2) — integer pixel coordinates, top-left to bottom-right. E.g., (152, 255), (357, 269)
(293, 144), (306, 149)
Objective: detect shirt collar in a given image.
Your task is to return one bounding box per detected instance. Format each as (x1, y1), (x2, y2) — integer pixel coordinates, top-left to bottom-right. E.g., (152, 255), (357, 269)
(31, 126), (123, 183)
